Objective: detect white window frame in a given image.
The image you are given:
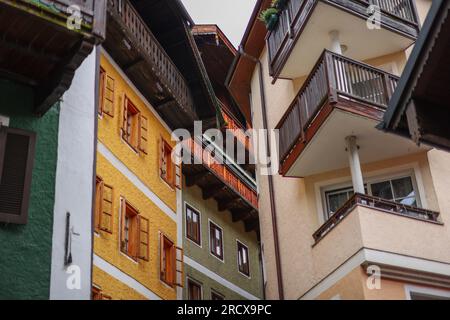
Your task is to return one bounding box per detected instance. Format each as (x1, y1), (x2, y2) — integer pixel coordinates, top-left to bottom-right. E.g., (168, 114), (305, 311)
(405, 285), (450, 300)
(186, 277), (203, 300)
(184, 201), (202, 248)
(314, 163), (428, 225)
(208, 218), (225, 263)
(236, 239), (251, 279)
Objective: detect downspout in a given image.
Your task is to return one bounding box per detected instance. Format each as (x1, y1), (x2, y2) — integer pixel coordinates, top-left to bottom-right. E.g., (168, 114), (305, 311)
(238, 46), (284, 300)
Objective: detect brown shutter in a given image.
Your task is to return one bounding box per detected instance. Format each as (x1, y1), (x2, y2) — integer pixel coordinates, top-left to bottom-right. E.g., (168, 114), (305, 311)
(138, 216), (150, 261)
(174, 246), (184, 287)
(103, 75), (115, 117)
(159, 232), (165, 281)
(99, 183), (114, 233)
(159, 137), (166, 179)
(120, 198), (126, 252)
(133, 214), (141, 260)
(139, 114), (148, 155)
(98, 69), (106, 116)
(174, 161), (182, 189)
(0, 126), (36, 224)
(121, 95), (128, 139)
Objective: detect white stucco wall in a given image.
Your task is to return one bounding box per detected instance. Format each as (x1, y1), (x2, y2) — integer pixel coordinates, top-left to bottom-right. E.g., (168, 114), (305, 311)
(49, 48), (97, 299)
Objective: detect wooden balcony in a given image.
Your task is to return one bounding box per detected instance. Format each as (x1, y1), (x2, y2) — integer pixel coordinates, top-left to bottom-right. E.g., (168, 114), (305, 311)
(104, 0), (196, 130)
(267, 0), (420, 80)
(0, 0), (106, 114)
(313, 193), (441, 242)
(276, 50), (425, 177)
(182, 138), (259, 233)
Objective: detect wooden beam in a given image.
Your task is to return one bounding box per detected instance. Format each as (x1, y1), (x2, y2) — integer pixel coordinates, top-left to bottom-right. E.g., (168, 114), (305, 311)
(245, 219), (259, 233)
(231, 209), (253, 223)
(202, 184), (226, 200)
(185, 170), (210, 187)
(218, 196), (240, 211)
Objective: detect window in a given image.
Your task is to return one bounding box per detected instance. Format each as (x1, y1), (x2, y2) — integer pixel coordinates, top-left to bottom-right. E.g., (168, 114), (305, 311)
(187, 279), (202, 300)
(94, 176), (113, 233)
(323, 174), (419, 219)
(92, 286), (112, 300)
(121, 96), (148, 154)
(160, 233), (183, 287)
(211, 291), (224, 300)
(186, 204), (201, 245)
(98, 68), (114, 117)
(0, 126), (36, 224)
(209, 221), (224, 261)
(120, 198), (149, 261)
(160, 137), (181, 188)
(237, 241), (250, 277)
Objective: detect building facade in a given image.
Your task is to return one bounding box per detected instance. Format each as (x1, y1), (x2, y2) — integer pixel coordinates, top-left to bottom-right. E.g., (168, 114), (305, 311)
(228, 0), (450, 300)
(0, 0), (105, 299)
(91, 0), (221, 300)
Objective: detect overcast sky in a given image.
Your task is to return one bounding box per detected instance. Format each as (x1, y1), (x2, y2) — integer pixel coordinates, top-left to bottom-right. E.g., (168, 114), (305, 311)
(181, 0), (257, 47)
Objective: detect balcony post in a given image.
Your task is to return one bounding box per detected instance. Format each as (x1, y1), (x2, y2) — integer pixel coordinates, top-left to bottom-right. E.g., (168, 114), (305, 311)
(345, 136), (365, 194)
(329, 30), (342, 55)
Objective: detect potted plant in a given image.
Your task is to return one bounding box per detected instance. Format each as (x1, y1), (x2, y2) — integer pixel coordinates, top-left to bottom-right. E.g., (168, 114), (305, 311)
(259, 7), (280, 31)
(272, 0), (288, 10)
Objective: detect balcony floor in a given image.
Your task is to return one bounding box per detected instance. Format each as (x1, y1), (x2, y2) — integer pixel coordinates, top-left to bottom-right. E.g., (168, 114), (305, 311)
(283, 103), (428, 177)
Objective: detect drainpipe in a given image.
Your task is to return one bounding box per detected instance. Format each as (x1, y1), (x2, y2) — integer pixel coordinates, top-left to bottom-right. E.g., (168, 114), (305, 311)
(238, 46), (284, 300)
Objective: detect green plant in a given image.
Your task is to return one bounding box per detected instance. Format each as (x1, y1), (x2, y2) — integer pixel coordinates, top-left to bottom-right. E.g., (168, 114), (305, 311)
(258, 7), (279, 24)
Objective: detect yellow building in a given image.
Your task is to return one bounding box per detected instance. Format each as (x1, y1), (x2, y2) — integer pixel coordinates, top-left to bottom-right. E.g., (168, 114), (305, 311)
(92, 51), (182, 300)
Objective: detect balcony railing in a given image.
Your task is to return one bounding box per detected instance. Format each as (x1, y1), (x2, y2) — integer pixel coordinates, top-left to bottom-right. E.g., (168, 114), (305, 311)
(221, 107), (252, 151)
(184, 138), (258, 208)
(276, 50), (399, 163)
(108, 0), (193, 115)
(267, 0), (419, 77)
(0, 0), (106, 38)
(313, 193), (441, 242)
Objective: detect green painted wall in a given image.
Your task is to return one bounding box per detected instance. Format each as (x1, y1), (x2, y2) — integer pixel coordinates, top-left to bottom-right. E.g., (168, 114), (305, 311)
(0, 79), (59, 299)
(182, 184), (263, 300)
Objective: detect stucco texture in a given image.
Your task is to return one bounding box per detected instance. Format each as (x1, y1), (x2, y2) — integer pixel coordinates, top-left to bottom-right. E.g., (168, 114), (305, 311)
(94, 154), (177, 300)
(0, 79), (59, 299)
(98, 54), (176, 213)
(93, 266), (147, 300)
(182, 184), (263, 299)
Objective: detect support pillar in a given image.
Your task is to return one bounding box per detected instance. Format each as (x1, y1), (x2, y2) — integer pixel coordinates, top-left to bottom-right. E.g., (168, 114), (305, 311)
(346, 136), (365, 194)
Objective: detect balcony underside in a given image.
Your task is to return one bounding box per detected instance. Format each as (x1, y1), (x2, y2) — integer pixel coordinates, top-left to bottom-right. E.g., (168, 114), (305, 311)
(270, 0), (418, 80)
(184, 164), (259, 233)
(281, 100), (428, 177)
(0, 1), (102, 115)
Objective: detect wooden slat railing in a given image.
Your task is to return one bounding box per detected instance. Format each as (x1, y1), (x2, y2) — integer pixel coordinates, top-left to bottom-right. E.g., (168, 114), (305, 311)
(267, 0), (419, 76)
(184, 138), (258, 208)
(108, 0), (193, 114)
(313, 193), (441, 242)
(221, 108), (252, 151)
(276, 50), (400, 164)
(1, 0), (107, 37)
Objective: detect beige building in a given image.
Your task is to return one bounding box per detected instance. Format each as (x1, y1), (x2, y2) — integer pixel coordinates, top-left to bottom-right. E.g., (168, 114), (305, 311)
(227, 0), (450, 300)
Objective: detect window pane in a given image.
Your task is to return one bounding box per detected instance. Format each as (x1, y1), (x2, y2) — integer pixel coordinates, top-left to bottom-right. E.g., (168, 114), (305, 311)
(398, 197), (417, 207)
(327, 191), (351, 214)
(392, 177), (414, 199)
(371, 181), (393, 200)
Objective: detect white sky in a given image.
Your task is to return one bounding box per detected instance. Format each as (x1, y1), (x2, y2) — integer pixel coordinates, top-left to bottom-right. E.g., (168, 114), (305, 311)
(181, 0), (257, 47)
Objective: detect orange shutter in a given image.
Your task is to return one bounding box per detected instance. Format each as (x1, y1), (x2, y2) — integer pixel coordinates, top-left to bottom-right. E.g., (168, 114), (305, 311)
(121, 96), (128, 139)
(159, 232), (165, 281)
(99, 183), (114, 234)
(174, 246), (184, 287)
(139, 114), (148, 155)
(103, 75), (115, 117)
(138, 216), (149, 261)
(120, 198), (126, 252)
(159, 137), (166, 179)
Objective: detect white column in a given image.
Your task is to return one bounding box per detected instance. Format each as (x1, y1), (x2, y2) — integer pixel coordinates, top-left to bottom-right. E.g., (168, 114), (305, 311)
(329, 30), (342, 55)
(346, 136), (365, 194)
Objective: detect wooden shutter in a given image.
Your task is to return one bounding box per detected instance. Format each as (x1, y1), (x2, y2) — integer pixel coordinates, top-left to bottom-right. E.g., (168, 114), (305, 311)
(121, 96), (128, 139)
(139, 114), (148, 155)
(174, 145), (182, 189)
(103, 75), (115, 117)
(0, 126), (36, 224)
(159, 232), (165, 281)
(174, 246), (184, 287)
(120, 198), (126, 252)
(99, 183), (114, 233)
(98, 69), (106, 115)
(138, 216), (149, 261)
(159, 137), (166, 179)
(133, 215), (140, 260)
